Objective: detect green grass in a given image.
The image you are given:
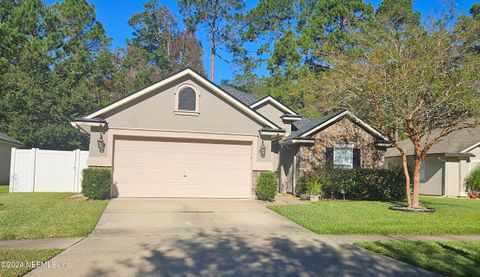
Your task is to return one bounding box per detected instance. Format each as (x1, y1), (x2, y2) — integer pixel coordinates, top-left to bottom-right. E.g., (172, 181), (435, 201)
(0, 248), (63, 277)
(0, 185), (8, 193)
(268, 197), (480, 235)
(0, 185), (107, 239)
(356, 241), (480, 277)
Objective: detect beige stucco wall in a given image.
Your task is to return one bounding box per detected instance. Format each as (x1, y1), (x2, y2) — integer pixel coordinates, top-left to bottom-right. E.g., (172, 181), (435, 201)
(251, 102), (289, 169)
(385, 155), (472, 197)
(88, 76), (278, 171)
(89, 126), (108, 158)
(103, 76), (263, 134)
(444, 158), (461, 197)
(0, 143), (13, 184)
(385, 156), (444, 196)
(422, 157), (445, 196)
(458, 159), (469, 196)
(254, 102), (292, 133)
(420, 157), (445, 196)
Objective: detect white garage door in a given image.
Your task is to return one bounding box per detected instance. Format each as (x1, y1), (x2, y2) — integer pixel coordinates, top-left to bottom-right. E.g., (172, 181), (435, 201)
(113, 138), (252, 198)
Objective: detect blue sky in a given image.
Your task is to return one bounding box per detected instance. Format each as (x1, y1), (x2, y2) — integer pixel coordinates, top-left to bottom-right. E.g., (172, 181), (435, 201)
(47, 0), (477, 82)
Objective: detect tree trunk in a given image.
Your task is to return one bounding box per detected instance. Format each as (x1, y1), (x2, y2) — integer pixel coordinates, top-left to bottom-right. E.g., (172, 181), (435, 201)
(401, 153), (411, 206)
(411, 156), (422, 208)
(210, 51), (215, 81)
(210, 31), (215, 81)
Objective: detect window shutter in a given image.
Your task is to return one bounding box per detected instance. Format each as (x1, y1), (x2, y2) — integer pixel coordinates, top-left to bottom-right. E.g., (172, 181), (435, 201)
(326, 148), (334, 168)
(353, 148), (361, 169)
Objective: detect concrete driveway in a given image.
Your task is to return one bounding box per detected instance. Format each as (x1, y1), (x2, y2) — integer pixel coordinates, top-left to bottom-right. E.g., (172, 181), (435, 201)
(29, 199), (436, 277)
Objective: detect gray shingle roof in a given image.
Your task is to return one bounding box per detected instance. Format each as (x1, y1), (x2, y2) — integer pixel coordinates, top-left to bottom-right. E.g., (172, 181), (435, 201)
(284, 109), (347, 141)
(292, 117), (312, 130)
(220, 85), (258, 106)
(385, 126), (480, 157)
(0, 133), (24, 147)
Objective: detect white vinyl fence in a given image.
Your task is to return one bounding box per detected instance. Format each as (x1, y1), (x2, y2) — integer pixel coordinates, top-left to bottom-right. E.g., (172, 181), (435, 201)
(9, 148), (88, 192)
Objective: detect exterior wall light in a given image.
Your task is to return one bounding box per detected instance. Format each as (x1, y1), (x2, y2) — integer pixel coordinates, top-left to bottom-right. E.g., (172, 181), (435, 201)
(97, 133), (106, 153)
(260, 140), (266, 158)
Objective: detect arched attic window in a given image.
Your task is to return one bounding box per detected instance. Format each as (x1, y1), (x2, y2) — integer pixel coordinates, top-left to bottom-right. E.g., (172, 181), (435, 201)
(177, 86), (197, 112)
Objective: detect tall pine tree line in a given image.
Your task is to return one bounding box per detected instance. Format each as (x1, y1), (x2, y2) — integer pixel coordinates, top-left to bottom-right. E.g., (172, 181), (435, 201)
(1, 0), (478, 149)
(0, 0), (204, 150)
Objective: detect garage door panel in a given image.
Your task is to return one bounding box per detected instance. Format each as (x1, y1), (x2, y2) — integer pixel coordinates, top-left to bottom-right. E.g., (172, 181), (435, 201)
(113, 138), (252, 198)
(187, 170), (250, 182)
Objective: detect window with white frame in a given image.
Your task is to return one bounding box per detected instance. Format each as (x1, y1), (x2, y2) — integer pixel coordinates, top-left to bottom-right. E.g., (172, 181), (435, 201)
(333, 147), (354, 169)
(177, 87), (197, 111)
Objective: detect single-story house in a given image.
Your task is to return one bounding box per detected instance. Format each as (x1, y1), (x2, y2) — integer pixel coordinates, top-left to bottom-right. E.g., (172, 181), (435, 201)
(71, 68), (390, 198)
(0, 133), (24, 184)
(385, 127), (480, 197)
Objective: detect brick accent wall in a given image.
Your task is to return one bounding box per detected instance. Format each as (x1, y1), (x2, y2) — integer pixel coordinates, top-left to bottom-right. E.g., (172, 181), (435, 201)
(298, 118), (385, 175)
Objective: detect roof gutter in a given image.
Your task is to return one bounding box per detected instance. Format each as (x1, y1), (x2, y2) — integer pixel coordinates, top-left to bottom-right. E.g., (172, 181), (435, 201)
(0, 139), (24, 147)
(280, 138), (315, 146)
(374, 141), (393, 148)
(386, 152), (475, 159)
(281, 114), (303, 121)
(70, 120), (107, 134)
(259, 128), (286, 137)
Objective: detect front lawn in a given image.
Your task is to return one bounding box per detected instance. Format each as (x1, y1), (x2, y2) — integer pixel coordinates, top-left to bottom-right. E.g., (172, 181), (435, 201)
(0, 185), (107, 239)
(0, 248), (63, 277)
(268, 197), (480, 235)
(356, 241), (480, 277)
(0, 185), (8, 193)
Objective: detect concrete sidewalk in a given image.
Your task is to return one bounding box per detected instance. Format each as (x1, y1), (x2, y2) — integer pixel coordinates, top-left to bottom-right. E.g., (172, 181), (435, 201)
(0, 237), (83, 249)
(325, 234), (480, 244)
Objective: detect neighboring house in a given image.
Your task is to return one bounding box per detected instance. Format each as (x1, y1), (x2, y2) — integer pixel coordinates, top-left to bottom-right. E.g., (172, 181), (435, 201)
(0, 133), (24, 184)
(385, 127), (480, 197)
(71, 68), (389, 198)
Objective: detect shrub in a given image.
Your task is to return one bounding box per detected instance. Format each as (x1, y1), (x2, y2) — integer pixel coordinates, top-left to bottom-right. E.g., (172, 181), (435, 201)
(82, 168), (112, 200)
(306, 180), (322, 196)
(298, 171), (329, 195)
(304, 168), (405, 201)
(468, 167), (480, 191)
(256, 171), (278, 201)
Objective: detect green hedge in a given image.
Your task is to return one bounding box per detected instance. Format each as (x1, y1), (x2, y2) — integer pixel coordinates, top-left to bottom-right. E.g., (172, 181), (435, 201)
(82, 168), (112, 200)
(256, 171), (278, 201)
(300, 168), (406, 201)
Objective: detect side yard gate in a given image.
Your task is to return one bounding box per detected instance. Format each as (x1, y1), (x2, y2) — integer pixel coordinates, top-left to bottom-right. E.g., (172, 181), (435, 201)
(9, 148), (88, 192)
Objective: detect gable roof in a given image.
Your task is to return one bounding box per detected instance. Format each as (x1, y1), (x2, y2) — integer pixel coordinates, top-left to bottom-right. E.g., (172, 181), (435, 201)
(0, 133), (24, 147)
(250, 95), (299, 115)
(79, 68), (281, 130)
(282, 109), (389, 143)
(385, 126), (480, 157)
(219, 85), (258, 106)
